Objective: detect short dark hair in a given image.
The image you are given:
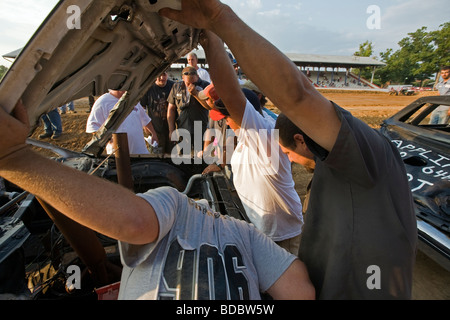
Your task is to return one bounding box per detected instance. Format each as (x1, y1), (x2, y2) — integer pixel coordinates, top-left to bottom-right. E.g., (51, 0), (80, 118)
(441, 66), (450, 71)
(275, 113), (306, 149)
(275, 113), (329, 160)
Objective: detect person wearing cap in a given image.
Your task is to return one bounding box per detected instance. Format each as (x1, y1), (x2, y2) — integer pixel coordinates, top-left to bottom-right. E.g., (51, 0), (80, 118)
(227, 51), (245, 85)
(194, 31), (304, 255)
(167, 66), (210, 154)
(241, 80), (268, 111)
(195, 84), (232, 170)
(241, 80), (277, 126)
(197, 84), (261, 175)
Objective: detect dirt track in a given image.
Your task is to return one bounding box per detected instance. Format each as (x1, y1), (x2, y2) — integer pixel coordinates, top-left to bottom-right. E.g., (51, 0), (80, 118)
(30, 90), (426, 154)
(30, 90), (449, 300)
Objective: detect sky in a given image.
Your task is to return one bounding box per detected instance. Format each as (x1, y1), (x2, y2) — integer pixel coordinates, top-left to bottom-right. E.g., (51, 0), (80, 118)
(0, 0), (448, 68)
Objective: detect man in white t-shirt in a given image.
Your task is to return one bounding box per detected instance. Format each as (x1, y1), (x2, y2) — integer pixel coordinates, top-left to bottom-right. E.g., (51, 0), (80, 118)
(197, 32), (304, 254)
(86, 90), (158, 154)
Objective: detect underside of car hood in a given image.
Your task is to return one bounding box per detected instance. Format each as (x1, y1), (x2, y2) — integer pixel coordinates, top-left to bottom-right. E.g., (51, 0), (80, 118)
(0, 1), (255, 299)
(0, 0), (198, 133)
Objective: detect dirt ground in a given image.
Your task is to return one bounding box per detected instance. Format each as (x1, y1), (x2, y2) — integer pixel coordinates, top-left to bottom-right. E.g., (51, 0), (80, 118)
(30, 90), (449, 300)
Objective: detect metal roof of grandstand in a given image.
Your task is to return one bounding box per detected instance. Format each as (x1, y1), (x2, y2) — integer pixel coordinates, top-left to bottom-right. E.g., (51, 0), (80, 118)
(179, 49), (385, 69)
(2, 48), (22, 59)
(4, 47), (385, 69)
(285, 53), (386, 68)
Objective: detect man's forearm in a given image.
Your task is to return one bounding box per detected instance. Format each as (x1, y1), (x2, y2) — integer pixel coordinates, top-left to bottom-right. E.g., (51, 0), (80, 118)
(201, 30), (246, 124)
(167, 105), (176, 133)
(145, 121), (159, 143)
(206, 4), (340, 151)
(0, 147), (158, 245)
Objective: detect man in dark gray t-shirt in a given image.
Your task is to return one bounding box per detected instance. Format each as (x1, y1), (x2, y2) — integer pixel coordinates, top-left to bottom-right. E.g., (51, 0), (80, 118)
(159, 0), (417, 300)
(275, 105), (417, 299)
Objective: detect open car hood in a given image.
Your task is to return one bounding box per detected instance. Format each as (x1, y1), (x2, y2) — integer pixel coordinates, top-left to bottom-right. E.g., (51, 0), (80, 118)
(0, 0), (198, 132)
(0, 1), (253, 299)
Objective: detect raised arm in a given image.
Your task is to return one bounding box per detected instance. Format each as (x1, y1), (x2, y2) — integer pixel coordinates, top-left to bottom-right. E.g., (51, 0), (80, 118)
(200, 31), (247, 125)
(0, 102), (159, 245)
(160, 0), (340, 151)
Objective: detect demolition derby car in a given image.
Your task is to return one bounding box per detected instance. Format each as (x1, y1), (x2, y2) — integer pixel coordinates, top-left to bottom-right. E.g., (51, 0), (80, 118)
(0, 0), (250, 299)
(380, 95), (450, 272)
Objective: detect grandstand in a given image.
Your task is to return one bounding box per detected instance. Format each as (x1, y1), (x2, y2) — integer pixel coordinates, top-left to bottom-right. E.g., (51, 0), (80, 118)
(300, 68), (380, 90)
(4, 47), (385, 90)
(173, 50), (386, 90)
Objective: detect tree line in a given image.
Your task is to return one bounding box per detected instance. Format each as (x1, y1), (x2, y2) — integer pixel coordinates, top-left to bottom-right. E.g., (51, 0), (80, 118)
(0, 65), (7, 80)
(354, 22), (449, 87)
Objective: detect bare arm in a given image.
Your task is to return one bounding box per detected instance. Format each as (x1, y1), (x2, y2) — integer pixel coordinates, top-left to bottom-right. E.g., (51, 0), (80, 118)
(267, 259), (315, 300)
(188, 84), (213, 111)
(0, 102), (159, 245)
(167, 103), (177, 136)
(160, 1), (340, 151)
(200, 31), (247, 125)
(144, 120), (159, 144)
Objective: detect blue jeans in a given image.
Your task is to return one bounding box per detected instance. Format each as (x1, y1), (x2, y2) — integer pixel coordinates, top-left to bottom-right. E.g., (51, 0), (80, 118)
(59, 101), (75, 113)
(41, 109), (62, 134)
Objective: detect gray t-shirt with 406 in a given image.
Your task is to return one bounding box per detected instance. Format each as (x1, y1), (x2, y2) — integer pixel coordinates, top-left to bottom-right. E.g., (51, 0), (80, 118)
(118, 187), (296, 300)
